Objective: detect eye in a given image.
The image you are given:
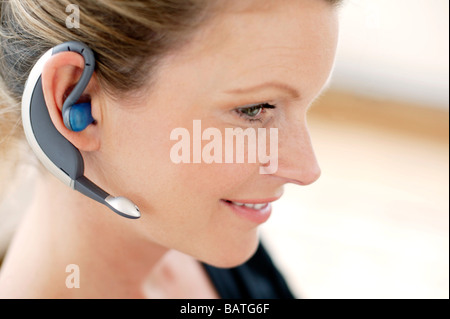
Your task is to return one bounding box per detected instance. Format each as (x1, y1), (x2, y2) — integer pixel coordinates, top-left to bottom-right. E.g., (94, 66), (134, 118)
(235, 103), (276, 123)
(241, 105), (263, 117)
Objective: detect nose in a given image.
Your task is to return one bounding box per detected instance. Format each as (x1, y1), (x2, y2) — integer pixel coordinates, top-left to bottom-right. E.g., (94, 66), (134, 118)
(272, 120), (321, 186)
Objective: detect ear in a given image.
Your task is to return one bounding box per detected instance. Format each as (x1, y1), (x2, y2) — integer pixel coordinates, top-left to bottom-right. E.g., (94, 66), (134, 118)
(41, 51), (101, 152)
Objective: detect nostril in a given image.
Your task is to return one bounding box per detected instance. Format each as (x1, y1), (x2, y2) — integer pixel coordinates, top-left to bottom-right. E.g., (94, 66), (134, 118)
(272, 165), (321, 186)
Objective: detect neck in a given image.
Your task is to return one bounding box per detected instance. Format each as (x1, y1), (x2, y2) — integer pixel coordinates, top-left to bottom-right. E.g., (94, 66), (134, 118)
(21, 173), (168, 298)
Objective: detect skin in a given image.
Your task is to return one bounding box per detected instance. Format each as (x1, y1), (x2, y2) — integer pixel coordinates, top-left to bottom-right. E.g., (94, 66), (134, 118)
(0, 0), (338, 298)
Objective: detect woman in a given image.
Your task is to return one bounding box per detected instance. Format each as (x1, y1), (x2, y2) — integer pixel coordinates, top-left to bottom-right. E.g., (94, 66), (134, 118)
(0, 0), (340, 298)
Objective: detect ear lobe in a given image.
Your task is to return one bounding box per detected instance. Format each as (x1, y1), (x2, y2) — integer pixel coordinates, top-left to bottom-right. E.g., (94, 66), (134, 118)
(41, 52), (101, 152)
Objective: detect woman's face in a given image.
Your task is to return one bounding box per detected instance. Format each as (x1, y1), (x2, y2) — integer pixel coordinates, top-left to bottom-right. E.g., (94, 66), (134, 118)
(87, 0), (339, 267)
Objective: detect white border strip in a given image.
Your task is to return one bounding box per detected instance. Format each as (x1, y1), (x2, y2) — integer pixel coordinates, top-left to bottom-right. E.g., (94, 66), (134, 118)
(21, 49), (73, 188)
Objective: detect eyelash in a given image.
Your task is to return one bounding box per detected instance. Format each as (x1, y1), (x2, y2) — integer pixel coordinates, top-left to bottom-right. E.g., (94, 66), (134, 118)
(235, 103), (276, 123)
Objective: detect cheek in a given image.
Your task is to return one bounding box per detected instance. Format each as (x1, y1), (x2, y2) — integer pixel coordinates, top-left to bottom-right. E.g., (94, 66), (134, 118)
(97, 108), (175, 205)
(171, 162), (257, 202)
(107, 113), (258, 207)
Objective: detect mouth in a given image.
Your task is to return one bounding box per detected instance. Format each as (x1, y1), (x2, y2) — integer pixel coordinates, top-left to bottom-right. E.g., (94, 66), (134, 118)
(222, 200), (269, 210)
(220, 197), (280, 224)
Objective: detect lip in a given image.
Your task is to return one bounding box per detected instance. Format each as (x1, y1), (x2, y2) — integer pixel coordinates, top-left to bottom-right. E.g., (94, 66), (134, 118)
(221, 198), (279, 224)
(222, 197), (281, 204)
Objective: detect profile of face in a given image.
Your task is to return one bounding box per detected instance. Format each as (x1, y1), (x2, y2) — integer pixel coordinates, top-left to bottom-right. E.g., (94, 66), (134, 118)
(48, 0), (339, 268)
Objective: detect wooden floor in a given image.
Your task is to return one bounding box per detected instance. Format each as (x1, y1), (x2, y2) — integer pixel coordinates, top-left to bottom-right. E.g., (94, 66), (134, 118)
(261, 89), (449, 298)
(0, 89), (448, 298)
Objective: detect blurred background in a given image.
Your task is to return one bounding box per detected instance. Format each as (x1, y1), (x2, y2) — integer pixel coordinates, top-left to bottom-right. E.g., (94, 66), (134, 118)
(0, 0), (448, 299)
(261, 0), (449, 299)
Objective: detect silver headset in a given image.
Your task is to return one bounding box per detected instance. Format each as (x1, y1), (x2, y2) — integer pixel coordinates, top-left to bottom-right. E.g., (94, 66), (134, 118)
(21, 41), (141, 219)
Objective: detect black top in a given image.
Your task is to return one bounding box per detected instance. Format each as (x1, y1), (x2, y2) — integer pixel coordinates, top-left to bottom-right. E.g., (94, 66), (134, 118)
(201, 241), (296, 299)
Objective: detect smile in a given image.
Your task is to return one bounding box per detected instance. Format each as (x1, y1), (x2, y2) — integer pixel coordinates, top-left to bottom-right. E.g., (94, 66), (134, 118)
(223, 200), (268, 210)
(220, 197), (280, 224)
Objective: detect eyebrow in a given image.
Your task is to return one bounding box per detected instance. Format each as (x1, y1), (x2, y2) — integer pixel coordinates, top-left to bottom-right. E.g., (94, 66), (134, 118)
(225, 81), (300, 99)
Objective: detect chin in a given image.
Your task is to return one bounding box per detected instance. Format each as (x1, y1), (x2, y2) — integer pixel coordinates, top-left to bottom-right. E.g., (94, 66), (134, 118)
(201, 232), (260, 269)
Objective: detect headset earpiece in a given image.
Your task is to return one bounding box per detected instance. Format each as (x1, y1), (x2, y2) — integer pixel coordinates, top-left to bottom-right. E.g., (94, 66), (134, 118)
(67, 102), (94, 132)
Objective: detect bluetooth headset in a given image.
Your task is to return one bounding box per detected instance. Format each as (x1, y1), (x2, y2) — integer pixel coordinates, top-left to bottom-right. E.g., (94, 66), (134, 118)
(21, 41), (141, 219)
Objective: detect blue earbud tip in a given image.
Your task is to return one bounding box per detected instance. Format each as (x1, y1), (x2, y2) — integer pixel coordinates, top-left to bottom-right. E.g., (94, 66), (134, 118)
(69, 102), (94, 132)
